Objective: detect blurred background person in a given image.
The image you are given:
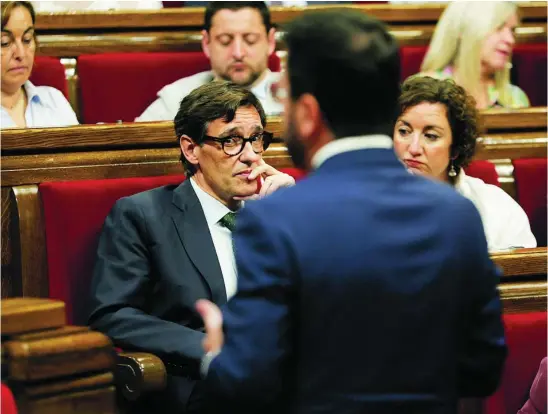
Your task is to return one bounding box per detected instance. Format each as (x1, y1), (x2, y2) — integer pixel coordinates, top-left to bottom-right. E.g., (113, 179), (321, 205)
(137, 1), (281, 121)
(31, 1), (162, 12)
(393, 76), (536, 251)
(419, 1), (529, 109)
(1, 1), (78, 128)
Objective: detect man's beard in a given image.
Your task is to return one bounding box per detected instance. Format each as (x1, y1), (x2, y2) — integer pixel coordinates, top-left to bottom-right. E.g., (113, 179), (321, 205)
(220, 66), (261, 88)
(285, 116), (307, 170)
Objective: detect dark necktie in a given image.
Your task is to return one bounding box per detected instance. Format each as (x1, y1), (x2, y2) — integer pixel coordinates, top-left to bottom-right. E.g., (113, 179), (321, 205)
(219, 211), (237, 232)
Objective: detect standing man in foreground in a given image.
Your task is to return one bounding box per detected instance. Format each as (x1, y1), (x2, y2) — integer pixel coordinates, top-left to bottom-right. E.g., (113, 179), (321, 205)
(197, 10), (507, 414)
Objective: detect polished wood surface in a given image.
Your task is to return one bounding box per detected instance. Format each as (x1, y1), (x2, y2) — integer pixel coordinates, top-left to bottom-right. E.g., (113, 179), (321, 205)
(34, 3), (546, 30)
(2, 298), (118, 414)
(2, 108), (546, 153)
(499, 280), (547, 313)
(1, 298), (65, 335)
(33, 3), (547, 56)
(492, 248), (548, 278)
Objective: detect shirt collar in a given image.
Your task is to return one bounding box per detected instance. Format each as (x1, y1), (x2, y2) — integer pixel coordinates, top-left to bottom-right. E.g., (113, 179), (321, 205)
(311, 135), (393, 169)
(250, 69), (277, 101)
(190, 177), (237, 227)
(23, 81), (42, 104)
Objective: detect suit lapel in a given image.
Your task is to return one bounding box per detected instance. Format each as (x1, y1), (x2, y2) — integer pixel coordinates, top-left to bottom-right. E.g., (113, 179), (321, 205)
(171, 180), (227, 305)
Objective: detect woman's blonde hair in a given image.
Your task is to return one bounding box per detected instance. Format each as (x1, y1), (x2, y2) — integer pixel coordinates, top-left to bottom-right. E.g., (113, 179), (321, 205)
(421, 1), (518, 107)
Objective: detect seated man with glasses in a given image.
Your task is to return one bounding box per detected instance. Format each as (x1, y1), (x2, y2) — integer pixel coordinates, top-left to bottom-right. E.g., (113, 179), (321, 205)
(88, 81), (294, 414)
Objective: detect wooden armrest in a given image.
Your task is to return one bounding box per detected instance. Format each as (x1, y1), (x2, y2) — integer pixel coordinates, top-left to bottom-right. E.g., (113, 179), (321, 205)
(115, 352), (167, 401)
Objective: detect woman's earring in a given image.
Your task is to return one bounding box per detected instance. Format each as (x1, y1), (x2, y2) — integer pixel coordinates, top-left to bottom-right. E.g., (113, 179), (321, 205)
(448, 161), (457, 177)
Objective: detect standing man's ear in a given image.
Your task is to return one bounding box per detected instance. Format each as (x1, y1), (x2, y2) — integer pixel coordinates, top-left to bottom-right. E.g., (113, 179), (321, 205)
(201, 30), (211, 59)
(267, 27), (276, 57)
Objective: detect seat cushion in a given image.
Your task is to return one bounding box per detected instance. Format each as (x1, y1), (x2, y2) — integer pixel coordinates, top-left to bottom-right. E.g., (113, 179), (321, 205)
(512, 158), (547, 246)
(512, 43), (547, 107)
(486, 312), (547, 414)
(399, 45), (428, 81)
(29, 56), (68, 98)
(464, 160), (500, 187)
(40, 175), (187, 325)
(1, 383), (17, 414)
(78, 52), (281, 124)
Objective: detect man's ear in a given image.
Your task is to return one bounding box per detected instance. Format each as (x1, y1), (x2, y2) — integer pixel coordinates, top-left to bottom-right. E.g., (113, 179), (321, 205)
(294, 93), (322, 143)
(201, 30), (211, 59)
(180, 135), (200, 168)
(267, 27), (276, 57)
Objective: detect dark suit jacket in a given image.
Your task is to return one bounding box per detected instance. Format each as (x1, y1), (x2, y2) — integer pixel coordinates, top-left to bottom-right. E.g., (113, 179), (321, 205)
(206, 148), (507, 414)
(89, 180), (227, 413)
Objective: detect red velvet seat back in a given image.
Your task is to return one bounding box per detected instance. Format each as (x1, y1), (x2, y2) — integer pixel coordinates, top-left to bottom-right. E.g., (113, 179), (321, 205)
(486, 312), (547, 414)
(1, 383), (18, 414)
(399, 45), (428, 81)
(29, 56), (68, 98)
(40, 175), (187, 325)
(464, 160), (500, 187)
(512, 158), (547, 247)
(512, 43), (547, 107)
(78, 52), (281, 124)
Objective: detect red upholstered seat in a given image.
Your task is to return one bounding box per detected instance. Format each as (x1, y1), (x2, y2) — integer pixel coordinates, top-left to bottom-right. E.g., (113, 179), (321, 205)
(39, 167), (302, 325)
(512, 158), (547, 247)
(486, 312), (547, 414)
(78, 52), (281, 124)
(29, 56), (68, 98)
(464, 160), (500, 187)
(40, 175), (187, 325)
(399, 45), (428, 81)
(1, 383), (18, 414)
(512, 43), (547, 107)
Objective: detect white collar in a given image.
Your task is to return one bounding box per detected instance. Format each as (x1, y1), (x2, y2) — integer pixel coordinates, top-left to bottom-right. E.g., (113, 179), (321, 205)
(23, 81), (42, 104)
(190, 177), (236, 227)
(250, 69), (277, 100)
(311, 135), (393, 169)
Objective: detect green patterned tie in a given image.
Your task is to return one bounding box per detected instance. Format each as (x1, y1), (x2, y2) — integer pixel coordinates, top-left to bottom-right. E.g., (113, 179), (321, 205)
(219, 211), (237, 232)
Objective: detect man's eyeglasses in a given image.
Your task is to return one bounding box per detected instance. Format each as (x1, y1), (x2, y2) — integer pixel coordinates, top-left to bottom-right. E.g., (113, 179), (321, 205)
(202, 131), (273, 156)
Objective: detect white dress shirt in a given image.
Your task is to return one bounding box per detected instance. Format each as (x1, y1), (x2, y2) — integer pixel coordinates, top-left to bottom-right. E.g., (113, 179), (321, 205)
(311, 135), (393, 169)
(455, 171), (537, 252)
(136, 69), (283, 122)
(190, 178), (238, 300)
(1, 81), (79, 129)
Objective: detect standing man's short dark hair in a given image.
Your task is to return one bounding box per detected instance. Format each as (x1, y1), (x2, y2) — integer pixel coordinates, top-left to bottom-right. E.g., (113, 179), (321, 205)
(283, 9), (400, 138)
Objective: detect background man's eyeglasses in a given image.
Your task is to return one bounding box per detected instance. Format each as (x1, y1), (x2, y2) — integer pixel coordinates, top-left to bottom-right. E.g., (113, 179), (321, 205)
(202, 132), (273, 156)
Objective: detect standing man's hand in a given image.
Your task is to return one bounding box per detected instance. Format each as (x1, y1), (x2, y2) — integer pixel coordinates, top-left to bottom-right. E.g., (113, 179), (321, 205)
(234, 160), (295, 201)
(196, 299), (224, 354)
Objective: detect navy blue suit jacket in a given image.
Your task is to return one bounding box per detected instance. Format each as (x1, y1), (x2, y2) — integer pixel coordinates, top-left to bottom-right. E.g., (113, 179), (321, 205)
(89, 180), (227, 413)
(206, 148), (507, 414)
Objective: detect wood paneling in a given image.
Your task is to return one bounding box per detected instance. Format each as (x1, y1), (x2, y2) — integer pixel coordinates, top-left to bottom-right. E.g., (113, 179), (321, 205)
(492, 247), (548, 278)
(34, 3), (546, 31)
(499, 280), (548, 313)
(1, 298), (65, 335)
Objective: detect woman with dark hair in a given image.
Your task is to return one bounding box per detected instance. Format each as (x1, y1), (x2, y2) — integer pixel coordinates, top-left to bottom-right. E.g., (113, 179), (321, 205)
(1, 1), (78, 127)
(393, 76), (535, 251)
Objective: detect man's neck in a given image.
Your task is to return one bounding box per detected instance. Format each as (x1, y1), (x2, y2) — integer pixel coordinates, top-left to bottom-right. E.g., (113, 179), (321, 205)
(191, 175), (241, 212)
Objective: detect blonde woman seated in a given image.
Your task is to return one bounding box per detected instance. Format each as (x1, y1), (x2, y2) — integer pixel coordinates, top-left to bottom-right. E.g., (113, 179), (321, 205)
(419, 1), (529, 109)
(393, 76), (536, 252)
(1, 1), (78, 128)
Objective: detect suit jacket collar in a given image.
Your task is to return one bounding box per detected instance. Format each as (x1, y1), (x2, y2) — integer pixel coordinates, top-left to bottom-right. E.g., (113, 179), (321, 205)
(171, 180), (227, 305)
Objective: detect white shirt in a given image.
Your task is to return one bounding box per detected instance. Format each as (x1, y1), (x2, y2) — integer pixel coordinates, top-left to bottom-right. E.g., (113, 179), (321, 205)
(136, 69), (283, 122)
(455, 171), (537, 252)
(190, 178), (238, 300)
(311, 135), (393, 169)
(1, 81), (79, 129)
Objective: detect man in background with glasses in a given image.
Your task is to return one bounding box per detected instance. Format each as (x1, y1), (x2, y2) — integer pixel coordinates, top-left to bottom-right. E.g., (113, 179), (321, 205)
(89, 80), (294, 414)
